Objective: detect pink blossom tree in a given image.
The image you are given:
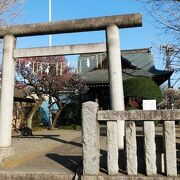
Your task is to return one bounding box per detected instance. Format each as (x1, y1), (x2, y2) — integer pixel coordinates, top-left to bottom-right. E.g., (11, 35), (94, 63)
(16, 55), (88, 130)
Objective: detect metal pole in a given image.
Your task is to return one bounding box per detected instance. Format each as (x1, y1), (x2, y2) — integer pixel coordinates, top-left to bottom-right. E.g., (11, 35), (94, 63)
(166, 46), (171, 88)
(162, 45), (174, 88)
(48, 0), (53, 128)
(48, 0), (52, 46)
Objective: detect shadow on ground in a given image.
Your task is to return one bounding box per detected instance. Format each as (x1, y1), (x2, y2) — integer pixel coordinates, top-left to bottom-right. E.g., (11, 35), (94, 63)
(46, 154), (82, 173)
(12, 134), (82, 148)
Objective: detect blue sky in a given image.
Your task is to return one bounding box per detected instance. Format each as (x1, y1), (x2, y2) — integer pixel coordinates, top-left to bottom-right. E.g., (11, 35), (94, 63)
(10, 0), (180, 88)
(17, 0), (158, 49)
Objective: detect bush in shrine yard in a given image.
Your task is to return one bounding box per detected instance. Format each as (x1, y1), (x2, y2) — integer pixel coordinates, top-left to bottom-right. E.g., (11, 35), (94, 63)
(123, 77), (164, 108)
(57, 103), (81, 127)
(16, 55), (88, 131)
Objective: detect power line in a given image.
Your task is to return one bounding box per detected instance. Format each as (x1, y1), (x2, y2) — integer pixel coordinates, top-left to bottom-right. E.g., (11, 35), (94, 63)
(172, 77), (180, 87)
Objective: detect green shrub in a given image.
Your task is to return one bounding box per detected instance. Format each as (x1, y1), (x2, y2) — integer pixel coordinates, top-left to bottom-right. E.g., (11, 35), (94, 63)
(123, 77), (163, 103)
(58, 103), (81, 126)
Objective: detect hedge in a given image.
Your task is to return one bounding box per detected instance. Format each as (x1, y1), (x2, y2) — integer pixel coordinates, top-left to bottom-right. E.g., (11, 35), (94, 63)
(123, 77), (163, 103)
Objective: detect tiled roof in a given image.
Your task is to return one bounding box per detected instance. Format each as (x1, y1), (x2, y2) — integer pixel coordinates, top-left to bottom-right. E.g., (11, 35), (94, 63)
(78, 48), (173, 85)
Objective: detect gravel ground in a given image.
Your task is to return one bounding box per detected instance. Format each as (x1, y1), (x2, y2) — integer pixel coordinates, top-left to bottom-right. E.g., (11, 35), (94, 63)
(1, 129), (82, 169)
(12, 129), (81, 154)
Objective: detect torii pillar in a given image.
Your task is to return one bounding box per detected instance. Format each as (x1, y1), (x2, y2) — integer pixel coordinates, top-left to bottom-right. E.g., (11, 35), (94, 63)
(106, 24), (125, 147)
(106, 25), (125, 174)
(0, 35), (16, 161)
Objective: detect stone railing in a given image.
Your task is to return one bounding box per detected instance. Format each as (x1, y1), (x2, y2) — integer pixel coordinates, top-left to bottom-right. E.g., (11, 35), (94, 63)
(82, 101), (180, 177)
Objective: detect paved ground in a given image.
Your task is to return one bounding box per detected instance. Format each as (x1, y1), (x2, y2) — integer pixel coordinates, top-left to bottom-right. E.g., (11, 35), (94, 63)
(0, 129), (82, 175)
(0, 126), (179, 179)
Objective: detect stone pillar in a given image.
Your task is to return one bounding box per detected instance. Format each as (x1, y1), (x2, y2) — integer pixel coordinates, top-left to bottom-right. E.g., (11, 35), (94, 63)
(143, 100), (157, 175)
(163, 121), (177, 176)
(106, 24), (125, 150)
(143, 121), (156, 175)
(82, 101), (99, 175)
(0, 35), (16, 161)
(107, 121), (119, 175)
(125, 121), (137, 175)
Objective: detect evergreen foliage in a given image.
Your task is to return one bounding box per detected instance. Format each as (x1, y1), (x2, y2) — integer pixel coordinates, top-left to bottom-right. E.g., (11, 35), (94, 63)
(57, 103), (81, 126)
(123, 77), (163, 103)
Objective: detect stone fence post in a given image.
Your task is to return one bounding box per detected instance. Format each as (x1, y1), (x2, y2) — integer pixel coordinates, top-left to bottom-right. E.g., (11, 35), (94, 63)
(143, 100), (157, 175)
(163, 120), (177, 176)
(125, 121), (137, 175)
(82, 101), (100, 175)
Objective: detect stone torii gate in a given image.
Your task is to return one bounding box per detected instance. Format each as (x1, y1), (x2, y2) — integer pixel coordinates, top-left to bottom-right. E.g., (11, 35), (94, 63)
(0, 14), (142, 161)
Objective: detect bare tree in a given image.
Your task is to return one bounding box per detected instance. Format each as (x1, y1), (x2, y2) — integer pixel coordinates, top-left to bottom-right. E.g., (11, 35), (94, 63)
(142, 0), (179, 49)
(0, 0), (24, 25)
(0, 0), (25, 62)
(158, 88), (180, 109)
(141, 0), (180, 87)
